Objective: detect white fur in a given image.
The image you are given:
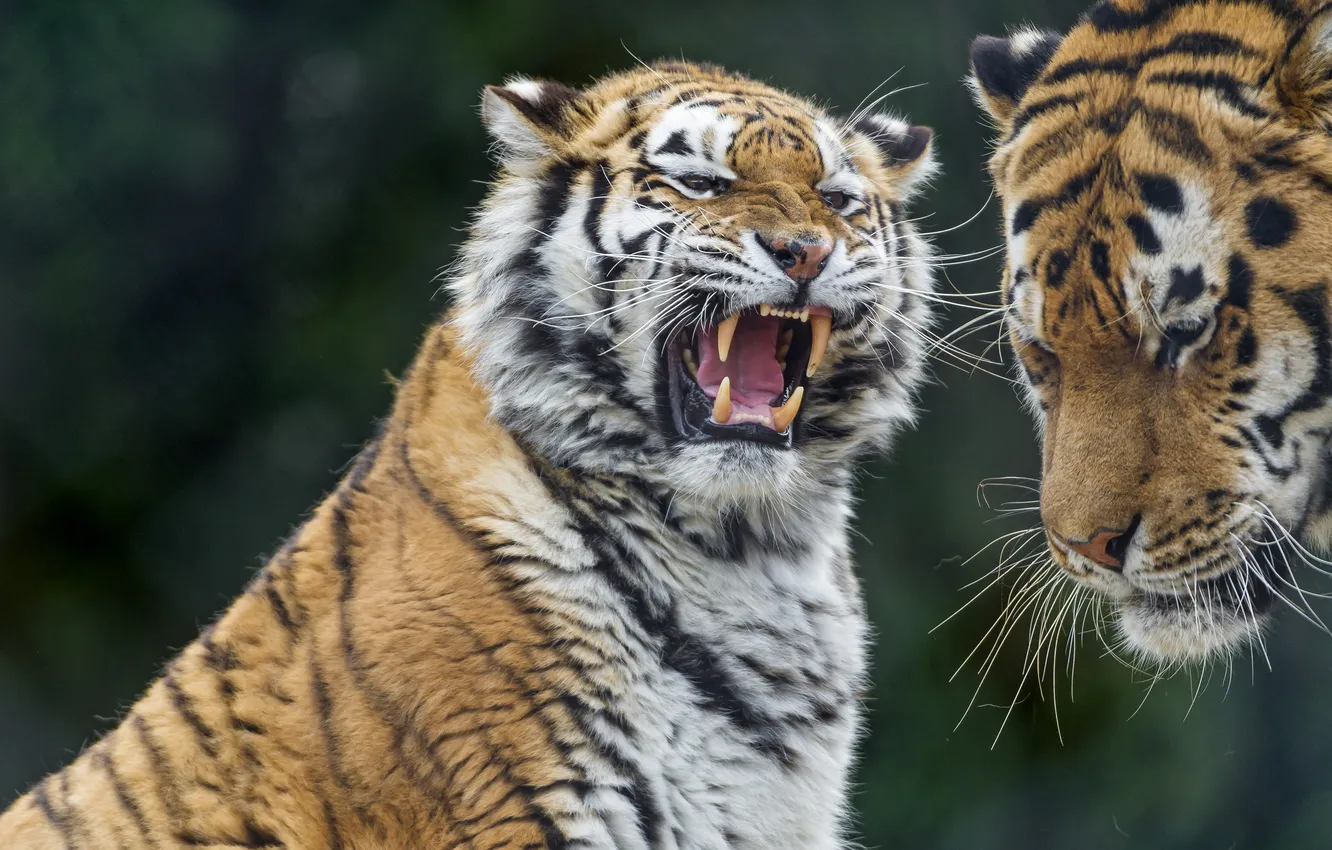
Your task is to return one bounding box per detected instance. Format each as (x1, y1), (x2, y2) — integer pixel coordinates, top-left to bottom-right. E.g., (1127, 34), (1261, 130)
(482, 78), (559, 165)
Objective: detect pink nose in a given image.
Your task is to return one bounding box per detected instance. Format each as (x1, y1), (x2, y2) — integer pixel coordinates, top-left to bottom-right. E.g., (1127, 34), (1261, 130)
(1053, 519), (1139, 570)
(765, 238), (832, 281)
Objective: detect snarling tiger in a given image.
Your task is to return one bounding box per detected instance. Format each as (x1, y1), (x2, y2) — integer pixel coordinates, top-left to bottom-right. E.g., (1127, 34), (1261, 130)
(0, 62), (937, 848)
(969, 0), (1332, 667)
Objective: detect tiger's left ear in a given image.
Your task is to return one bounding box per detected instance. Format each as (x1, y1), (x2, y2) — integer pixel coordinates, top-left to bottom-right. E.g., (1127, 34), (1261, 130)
(1279, 5), (1332, 132)
(968, 28), (1064, 127)
(849, 114), (938, 199)
(481, 78), (584, 163)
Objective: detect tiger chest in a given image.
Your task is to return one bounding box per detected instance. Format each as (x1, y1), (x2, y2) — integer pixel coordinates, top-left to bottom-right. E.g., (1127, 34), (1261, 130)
(561, 548), (868, 849)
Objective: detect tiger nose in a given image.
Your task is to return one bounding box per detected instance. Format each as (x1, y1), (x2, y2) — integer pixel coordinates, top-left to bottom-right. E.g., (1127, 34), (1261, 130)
(1054, 515), (1141, 570)
(763, 237), (833, 282)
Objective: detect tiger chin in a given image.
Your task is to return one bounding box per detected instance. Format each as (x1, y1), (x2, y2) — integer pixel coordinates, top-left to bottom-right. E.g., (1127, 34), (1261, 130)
(969, 0), (1332, 668)
(0, 62), (938, 848)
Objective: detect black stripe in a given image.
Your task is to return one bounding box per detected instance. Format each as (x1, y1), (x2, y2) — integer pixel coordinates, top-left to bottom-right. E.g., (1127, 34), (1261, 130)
(1008, 93), (1086, 138)
(1238, 284), (1332, 456)
(1237, 327), (1258, 365)
(506, 159), (584, 281)
(95, 750), (158, 848)
(1225, 254), (1253, 309)
(132, 714), (184, 824)
(164, 666), (218, 757)
(264, 577), (297, 633)
(323, 800), (345, 850)
(1089, 240), (1113, 282)
(33, 779), (75, 849)
(1146, 70), (1270, 119)
(1043, 30), (1259, 85)
(1125, 214), (1162, 254)
(310, 656), (357, 792)
(398, 438), (491, 553)
(1086, 0), (1299, 33)
(1048, 160), (1104, 207)
(654, 129), (693, 157)
(179, 827), (283, 848)
(1045, 250), (1072, 289)
(1011, 199), (1045, 234)
(582, 160), (617, 294)
(1134, 100), (1212, 163)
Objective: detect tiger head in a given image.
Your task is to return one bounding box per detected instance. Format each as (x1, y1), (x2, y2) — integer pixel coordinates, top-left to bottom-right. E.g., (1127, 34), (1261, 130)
(970, 1), (1332, 665)
(453, 62), (936, 512)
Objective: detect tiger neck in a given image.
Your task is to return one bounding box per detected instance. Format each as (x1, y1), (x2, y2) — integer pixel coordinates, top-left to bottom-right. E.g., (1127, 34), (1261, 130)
(384, 319), (855, 569)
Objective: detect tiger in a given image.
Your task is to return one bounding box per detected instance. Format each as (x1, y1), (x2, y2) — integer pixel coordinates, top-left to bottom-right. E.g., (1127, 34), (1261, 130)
(0, 61), (938, 848)
(967, 0), (1332, 668)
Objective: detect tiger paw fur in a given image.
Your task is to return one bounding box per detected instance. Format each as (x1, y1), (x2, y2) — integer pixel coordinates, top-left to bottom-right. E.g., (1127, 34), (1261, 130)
(969, 0), (1332, 668)
(0, 61), (938, 848)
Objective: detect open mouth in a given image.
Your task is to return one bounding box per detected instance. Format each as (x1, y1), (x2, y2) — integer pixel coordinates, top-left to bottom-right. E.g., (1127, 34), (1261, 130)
(666, 304), (833, 446)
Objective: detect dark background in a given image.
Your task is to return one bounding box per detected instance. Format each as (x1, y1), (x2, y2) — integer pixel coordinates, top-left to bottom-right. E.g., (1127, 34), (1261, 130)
(5, 1), (1332, 847)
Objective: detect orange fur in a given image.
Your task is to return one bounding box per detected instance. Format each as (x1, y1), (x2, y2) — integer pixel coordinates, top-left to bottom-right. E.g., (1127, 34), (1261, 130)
(972, 0), (1332, 661)
(0, 329), (587, 847)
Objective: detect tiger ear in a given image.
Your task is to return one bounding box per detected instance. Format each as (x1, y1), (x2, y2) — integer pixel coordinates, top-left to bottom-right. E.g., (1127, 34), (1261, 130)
(481, 78), (583, 163)
(1279, 5), (1332, 132)
(849, 114), (938, 199)
(968, 29), (1064, 126)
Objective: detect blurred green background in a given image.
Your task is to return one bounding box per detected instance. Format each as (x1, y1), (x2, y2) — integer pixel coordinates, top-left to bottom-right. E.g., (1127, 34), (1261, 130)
(4, 0), (1332, 847)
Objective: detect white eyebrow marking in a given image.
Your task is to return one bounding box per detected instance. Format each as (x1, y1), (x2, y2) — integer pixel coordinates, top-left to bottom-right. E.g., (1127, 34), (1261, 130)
(644, 103), (740, 177)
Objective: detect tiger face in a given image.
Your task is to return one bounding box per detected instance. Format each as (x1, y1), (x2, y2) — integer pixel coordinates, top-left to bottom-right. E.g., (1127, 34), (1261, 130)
(456, 62), (937, 510)
(970, 1), (1332, 664)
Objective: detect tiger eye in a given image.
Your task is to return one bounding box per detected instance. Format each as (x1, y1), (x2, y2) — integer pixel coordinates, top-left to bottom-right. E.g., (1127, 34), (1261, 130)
(822, 190), (850, 211)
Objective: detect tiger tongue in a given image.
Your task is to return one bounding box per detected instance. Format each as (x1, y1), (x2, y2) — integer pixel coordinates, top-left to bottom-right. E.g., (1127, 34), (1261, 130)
(696, 314), (785, 406)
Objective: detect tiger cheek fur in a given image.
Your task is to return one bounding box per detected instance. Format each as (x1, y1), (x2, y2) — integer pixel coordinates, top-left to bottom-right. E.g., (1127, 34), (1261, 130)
(970, 1), (1332, 667)
(0, 62), (938, 849)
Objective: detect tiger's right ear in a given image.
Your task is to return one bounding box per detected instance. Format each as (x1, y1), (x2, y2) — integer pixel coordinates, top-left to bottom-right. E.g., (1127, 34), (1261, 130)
(968, 29), (1064, 126)
(481, 79), (584, 163)
(1279, 5), (1332, 132)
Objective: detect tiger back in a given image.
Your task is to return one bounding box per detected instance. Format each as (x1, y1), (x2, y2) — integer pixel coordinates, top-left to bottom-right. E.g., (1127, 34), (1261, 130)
(0, 62), (938, 848)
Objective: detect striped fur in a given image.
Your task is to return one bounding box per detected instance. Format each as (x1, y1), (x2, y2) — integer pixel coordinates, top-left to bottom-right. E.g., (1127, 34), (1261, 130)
(0, 63), (937, 848)
(971, 0), (1332, 666)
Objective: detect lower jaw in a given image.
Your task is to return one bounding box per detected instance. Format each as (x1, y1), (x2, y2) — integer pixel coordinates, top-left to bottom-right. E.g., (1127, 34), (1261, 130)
(1116, 599), (1271, 663)
(1113, 575), (1277, 662)
(664, 343), (801, 448)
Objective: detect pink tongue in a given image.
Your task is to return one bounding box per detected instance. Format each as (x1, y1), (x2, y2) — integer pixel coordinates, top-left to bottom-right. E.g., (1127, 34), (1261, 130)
(696, 315), (784, 407)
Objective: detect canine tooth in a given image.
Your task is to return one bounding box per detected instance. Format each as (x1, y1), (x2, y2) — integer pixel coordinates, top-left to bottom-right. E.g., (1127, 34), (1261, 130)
(777, 358), (787, 371)
(807, 314), (832, 377)
(717, 313), (739, 363)
(714, 377), (732, 424)
(772, 386), (804, 433)
(683, 348), (698, 377)
(760, 304), (772, 316)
